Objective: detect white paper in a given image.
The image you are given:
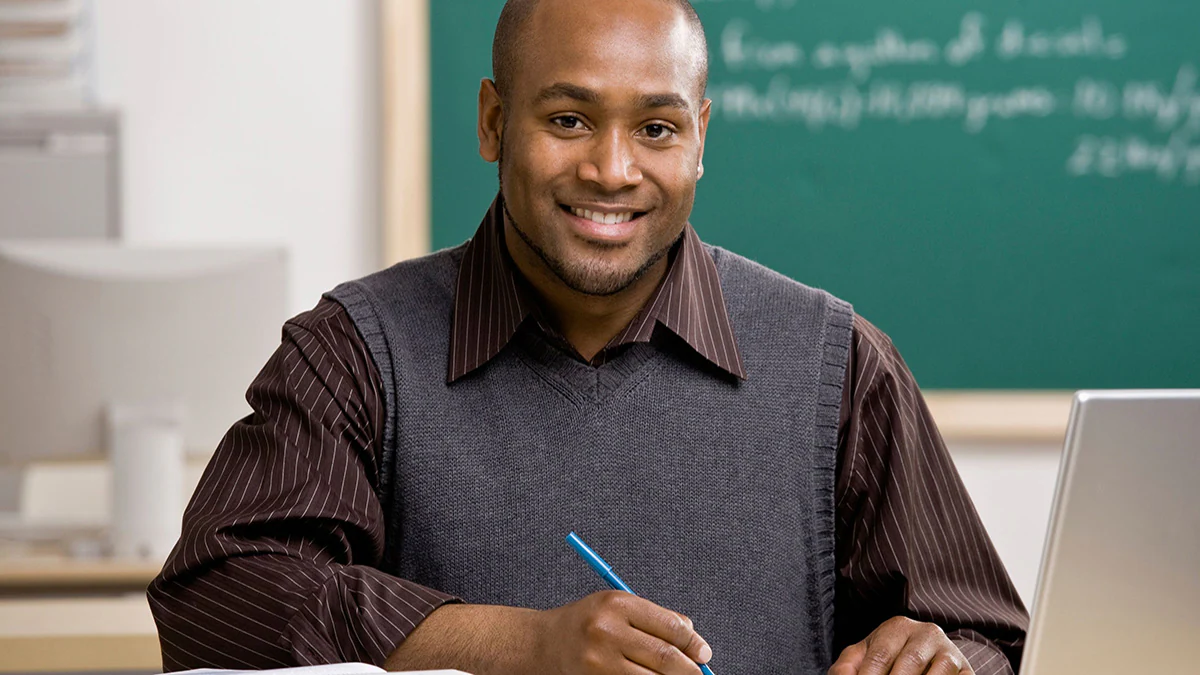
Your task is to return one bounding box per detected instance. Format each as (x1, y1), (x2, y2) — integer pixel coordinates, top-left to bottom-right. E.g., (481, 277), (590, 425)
(174, 664), (470, 675)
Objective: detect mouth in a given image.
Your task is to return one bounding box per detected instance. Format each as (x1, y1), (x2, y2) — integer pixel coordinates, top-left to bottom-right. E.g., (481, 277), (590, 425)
(559, 204), (648, 226)
(558, 203), (649, 244)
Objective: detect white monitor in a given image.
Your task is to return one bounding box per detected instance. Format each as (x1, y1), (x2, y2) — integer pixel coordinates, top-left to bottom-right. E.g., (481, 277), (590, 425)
(0, 240), (287, 465)
(1021, 390), (1200, 674)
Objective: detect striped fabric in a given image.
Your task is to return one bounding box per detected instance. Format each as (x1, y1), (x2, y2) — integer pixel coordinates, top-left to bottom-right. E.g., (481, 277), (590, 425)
(148, 207), (1028, 673)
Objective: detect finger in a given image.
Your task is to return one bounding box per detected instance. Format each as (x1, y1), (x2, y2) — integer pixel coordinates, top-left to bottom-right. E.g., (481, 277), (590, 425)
(828, 642), (865, 675)
(620, 660), (662, 675)
(855, 627), (911, 675)
(620, 625), (703, 675)
(668, 610), (712, 664)
(624, 598), (712, 663)
(924, 651), (969, 675)
(658, 609), (705, 661)
(887, 632), (943, 675)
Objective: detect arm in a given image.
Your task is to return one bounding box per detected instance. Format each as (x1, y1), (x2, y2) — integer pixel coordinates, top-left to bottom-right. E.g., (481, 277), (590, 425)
(148, 299), (711, 675)
(148, 300), (456, 670)
(831, 316), (1029, 675)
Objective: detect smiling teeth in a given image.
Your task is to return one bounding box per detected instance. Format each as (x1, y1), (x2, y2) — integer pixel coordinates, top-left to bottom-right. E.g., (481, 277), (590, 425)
(571, 207), (634, 225)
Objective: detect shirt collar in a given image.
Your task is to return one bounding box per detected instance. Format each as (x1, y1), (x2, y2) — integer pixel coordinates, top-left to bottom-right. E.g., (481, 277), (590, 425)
(447, 195), (746, 383)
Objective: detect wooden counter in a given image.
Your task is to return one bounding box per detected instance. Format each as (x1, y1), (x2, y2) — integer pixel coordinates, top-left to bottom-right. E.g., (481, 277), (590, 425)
(0, 595), (159, 672)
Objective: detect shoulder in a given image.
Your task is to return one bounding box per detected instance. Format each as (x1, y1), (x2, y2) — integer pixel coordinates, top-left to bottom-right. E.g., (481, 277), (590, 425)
(706, 244), (850, 310)
(280, 298), (376, 377)
(849, 313), (921, 406)
(705, 245), (854, 346)
(852, 314), (901, 366)
(285, 297), (361, 345)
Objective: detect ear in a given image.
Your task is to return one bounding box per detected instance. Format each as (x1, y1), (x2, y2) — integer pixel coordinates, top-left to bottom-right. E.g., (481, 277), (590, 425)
(696, 98), (712, 180)
(478, 78), (504, 163)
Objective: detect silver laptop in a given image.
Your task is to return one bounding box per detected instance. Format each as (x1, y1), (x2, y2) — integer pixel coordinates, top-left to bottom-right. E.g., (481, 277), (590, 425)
(1020, 390), (1200, 674)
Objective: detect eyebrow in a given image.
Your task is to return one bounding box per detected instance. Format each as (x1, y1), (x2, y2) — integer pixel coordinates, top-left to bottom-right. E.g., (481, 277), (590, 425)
(533, 82), (600, 105)
(532, 82), (692, 112)
(634, 92), (691, 112)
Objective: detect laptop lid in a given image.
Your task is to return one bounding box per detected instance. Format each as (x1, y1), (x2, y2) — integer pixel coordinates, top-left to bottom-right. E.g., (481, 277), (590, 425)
(1020, 390), (1200, 674)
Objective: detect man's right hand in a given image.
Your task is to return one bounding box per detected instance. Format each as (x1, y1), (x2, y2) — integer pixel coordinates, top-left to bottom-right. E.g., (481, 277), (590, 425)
(538, 590), (713, 674)
(384, 591), (714, 675)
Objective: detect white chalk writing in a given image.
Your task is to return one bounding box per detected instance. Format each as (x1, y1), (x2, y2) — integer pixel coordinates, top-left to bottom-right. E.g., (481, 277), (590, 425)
(721, 20), (804, 71)
(706, 12), (1198, 183)
(710, 77), (1058, 132)
(692, 0), (798, 10)
(810, 31), (940, 82)
(995, 17), (1127, 60)
(715, 14), (1128, 75)
(1067, 131), (1200, 184)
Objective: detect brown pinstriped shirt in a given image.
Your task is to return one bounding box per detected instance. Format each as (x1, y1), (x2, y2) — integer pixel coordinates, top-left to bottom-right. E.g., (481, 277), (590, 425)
(149, 200), (1029, 674)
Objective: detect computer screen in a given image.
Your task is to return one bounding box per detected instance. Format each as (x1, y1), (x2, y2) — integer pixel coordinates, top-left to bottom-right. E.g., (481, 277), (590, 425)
(0, 241), (287, 465)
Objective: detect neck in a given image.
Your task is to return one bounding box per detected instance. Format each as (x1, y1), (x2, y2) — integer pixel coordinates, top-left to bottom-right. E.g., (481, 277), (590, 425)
(502, 218), (668, 362)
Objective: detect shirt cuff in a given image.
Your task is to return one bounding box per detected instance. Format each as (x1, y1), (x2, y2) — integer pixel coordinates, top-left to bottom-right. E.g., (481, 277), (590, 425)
(948, 629), (1016, 675)
(281, 564), (460, 666)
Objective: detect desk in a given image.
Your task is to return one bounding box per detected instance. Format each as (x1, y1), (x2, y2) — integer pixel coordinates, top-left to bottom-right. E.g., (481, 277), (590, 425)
(0, 559), (160, 596)
(924, 391), (1072, 443)
(0, 595), (159, 672)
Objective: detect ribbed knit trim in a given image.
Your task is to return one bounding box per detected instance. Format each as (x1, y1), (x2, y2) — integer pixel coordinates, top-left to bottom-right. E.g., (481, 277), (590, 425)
(324, 281), (398, 508)
(811, 294), (854, 666)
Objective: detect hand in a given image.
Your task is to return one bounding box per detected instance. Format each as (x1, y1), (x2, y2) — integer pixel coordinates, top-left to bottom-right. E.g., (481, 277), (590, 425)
(538, 590), (714, 675)
(385, 591), (713, 675)
(829, 617), (973, 675)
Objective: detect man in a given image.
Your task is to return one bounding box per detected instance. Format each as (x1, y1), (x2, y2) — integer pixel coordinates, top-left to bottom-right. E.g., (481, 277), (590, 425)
(149, 1), (1027, 673)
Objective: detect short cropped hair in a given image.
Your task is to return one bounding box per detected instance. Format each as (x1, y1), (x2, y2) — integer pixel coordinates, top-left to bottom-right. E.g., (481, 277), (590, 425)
(491, 0), (709, 103)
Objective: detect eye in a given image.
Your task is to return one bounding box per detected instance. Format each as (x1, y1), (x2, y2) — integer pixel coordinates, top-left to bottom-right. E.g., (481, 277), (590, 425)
(643, 123), (676, 140)
(551, 115), (585, 131)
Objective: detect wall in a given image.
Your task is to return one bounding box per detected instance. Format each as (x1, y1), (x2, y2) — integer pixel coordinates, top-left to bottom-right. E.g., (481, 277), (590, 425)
(92, 0), (380, 315)
(17, 0), (1063, 612)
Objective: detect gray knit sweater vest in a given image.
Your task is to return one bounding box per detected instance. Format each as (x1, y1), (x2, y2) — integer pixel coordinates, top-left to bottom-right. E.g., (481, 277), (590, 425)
(326, 242), (853, 674)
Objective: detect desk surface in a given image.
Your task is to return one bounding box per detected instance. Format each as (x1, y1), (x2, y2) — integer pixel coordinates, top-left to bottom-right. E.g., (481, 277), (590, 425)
(0, 595), (159, 672)
(0, 559), (160, 595)
(924, 391), (1073, 443)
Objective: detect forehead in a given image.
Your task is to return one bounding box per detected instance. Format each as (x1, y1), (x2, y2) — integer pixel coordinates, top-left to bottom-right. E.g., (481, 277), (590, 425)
(515, 0), (704, 103)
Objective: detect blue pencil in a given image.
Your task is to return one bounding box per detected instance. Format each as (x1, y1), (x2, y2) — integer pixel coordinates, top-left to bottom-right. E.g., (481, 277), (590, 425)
(566, 531), (717, 675)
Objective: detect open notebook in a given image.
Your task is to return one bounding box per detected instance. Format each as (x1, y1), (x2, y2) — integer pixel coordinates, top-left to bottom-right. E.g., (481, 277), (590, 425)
(177, 664), (469, 675)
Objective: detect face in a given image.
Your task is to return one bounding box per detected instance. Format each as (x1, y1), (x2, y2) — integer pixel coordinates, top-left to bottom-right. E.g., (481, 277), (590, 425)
(479, 0), (710, 297)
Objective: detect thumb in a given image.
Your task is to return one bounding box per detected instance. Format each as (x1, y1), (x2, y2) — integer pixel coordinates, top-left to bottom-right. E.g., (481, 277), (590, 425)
(829, 642), (866, 674)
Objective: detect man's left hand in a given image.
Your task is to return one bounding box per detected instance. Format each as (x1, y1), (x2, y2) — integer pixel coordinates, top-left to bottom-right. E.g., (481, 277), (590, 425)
(829, 617), (973, 674)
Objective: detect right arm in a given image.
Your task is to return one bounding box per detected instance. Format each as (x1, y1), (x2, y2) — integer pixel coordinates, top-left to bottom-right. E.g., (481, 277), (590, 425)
(149, 299), (710, 674)
(148, 299), (457, 670)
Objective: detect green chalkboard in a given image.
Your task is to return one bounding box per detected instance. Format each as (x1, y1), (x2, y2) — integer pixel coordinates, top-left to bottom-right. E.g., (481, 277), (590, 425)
(431, 1), (1200, 389)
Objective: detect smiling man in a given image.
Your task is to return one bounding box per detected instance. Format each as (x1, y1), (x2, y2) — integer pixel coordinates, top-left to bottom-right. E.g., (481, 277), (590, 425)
(149, 1), (1028, 674)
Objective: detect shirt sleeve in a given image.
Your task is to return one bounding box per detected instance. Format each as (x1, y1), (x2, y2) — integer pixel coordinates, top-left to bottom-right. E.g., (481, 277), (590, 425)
(833, 315), (1029, 675)
(148, 299), (457, 671)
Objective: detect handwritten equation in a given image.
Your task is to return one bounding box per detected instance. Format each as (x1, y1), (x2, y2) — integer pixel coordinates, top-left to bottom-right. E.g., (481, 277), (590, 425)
(704, 13), (1200, 184)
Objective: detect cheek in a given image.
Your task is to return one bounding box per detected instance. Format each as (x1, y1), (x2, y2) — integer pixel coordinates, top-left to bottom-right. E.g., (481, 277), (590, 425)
(641, 150), (700, 199)
(509, 132), (579, 189)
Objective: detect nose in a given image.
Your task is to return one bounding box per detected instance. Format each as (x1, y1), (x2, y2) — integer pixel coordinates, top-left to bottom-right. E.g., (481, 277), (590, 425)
(577, 128), (643, 191)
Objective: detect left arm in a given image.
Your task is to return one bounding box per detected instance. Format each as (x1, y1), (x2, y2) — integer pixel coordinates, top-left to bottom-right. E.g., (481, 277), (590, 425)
(832, 316), (1029, 674)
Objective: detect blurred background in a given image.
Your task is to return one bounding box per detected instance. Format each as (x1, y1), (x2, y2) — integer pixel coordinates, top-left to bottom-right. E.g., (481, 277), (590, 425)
(0, 0), (1196, 672)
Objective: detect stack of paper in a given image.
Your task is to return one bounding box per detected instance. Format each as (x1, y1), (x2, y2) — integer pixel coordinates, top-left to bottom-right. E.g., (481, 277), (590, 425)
(177, 664), (470, 675)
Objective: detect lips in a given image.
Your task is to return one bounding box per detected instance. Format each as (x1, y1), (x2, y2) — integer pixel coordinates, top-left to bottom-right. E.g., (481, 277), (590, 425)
(559, 203), (648, 244)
